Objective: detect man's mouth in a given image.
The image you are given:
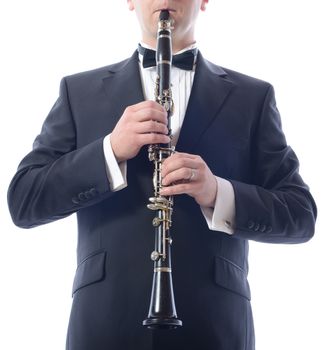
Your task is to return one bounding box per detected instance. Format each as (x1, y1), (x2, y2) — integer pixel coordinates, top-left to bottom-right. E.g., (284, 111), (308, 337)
(155, 8), (176, 13)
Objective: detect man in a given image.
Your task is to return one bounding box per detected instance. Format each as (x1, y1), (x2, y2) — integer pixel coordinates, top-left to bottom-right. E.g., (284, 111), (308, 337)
(7, 1), (317, 349)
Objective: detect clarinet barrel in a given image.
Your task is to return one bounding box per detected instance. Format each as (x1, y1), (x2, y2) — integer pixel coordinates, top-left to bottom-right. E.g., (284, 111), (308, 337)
(142, 10), (182, 330)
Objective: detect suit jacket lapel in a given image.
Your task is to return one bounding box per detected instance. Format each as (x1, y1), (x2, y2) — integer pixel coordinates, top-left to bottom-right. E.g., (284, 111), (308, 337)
(102, 50), (144, 129)
(176, 52), (235, 153)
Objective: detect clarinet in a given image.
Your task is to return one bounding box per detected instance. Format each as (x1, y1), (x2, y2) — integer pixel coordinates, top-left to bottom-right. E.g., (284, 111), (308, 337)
(142, 10), (182, 329)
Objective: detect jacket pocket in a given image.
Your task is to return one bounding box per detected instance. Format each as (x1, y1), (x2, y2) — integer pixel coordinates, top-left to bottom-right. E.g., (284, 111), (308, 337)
(72, 250), (106, 296)
(215, 255), (251, 300)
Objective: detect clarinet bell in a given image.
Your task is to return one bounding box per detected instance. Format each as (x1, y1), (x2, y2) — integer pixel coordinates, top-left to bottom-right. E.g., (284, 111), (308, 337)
(143, 270), (182, 329)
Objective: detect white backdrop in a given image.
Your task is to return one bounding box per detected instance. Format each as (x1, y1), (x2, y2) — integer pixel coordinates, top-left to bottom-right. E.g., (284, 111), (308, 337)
(1, 1), (325, 349)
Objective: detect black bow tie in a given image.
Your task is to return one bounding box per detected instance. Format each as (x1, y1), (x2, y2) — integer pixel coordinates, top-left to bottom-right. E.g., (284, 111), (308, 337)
(138, 44), (197, 71)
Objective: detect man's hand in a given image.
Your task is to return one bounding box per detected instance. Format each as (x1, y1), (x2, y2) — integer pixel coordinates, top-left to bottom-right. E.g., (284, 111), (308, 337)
(160, 152), (218, 208)
(110, 101), (170, 162)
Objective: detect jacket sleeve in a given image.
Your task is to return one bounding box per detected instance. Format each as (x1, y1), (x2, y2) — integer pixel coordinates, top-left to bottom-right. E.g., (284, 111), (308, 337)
(231, 85), (317, 243)
(7, 78), (114, 228)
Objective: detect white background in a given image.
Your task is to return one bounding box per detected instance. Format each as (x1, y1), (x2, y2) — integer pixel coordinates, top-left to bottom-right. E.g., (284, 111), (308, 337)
(1, 1), (325, 349)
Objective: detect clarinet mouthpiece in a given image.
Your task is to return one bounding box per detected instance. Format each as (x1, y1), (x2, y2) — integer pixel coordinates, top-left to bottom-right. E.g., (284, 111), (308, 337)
(159, 10), (170, 21)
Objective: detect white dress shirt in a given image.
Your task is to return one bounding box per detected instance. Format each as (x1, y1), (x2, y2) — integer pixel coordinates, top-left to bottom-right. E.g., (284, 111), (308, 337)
(103, 43), (235, 235)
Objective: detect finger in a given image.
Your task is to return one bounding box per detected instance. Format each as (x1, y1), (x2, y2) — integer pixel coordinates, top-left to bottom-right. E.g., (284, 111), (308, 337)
(129, 100), (166, 113)
(135, 120), (169, 135)
(162, 167), (195, 186)
(160, 182), (196, 197)
(134, 107), (168, 124)
(163, 152), (200, 169)
(170, 152), (199, 160)
(137, 133), (171, 146)
(161, 157), (199, 178)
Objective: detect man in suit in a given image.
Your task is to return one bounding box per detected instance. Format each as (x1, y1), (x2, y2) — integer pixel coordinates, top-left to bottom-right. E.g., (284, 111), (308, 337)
(7, 0), (317, 349)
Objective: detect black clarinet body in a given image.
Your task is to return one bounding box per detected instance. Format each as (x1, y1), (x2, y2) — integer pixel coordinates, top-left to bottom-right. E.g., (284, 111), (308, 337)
(142, 10), (182, 330)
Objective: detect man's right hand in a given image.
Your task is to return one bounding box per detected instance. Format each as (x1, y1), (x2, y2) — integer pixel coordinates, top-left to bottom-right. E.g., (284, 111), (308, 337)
(110, 101), (170, 163)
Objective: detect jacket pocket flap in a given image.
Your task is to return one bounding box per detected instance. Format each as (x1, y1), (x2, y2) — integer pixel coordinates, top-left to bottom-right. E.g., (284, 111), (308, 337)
(215, 255), (251, 300)
(72, 250), (106, 295)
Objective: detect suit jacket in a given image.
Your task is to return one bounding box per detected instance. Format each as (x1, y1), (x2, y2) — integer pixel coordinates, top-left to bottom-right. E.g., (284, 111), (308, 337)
(8, 51), (317, 350)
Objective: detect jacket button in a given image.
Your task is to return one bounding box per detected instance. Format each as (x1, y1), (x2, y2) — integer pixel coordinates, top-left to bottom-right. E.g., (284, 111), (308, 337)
(260, 224), (266, 232)
(247, 220), (255, 229)
(90, 188), (98, 197)
(72, 197), (79, 204)
(78, 192), (86, 201)
(84, 191), (92, 199)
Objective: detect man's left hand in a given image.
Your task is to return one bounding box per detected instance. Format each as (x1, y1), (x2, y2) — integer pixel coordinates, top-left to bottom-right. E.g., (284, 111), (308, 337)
(160, 152), (217, 208)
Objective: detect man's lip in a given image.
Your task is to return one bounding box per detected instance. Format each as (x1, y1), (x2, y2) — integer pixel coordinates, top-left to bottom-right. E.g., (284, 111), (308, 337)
(155, 9), (176, 13)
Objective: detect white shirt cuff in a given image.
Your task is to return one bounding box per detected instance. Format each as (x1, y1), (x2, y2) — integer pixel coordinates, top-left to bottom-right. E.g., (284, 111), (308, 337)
(103, 134), (127, 191)
(201, 177), (235, 235)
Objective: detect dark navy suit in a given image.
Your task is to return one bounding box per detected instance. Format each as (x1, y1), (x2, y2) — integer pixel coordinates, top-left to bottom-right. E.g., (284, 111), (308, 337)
(8, 51), (317, 350)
